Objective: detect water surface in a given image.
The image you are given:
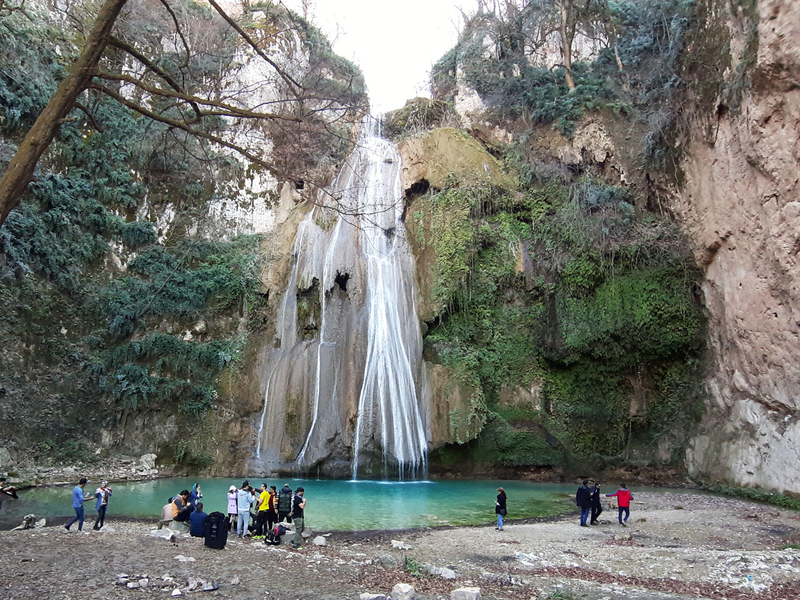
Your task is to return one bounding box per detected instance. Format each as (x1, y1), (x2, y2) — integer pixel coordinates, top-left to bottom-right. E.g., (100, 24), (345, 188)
(2, 478), (576, 530)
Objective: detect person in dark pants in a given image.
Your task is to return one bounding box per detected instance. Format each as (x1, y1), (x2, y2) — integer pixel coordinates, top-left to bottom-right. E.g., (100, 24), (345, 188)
(189, 502), (209, 537)
(93, 480), (113, 530)
(254, 483), (270, 537)
(606, 483), (634, 526)
(290, 486), (306, 549)
(172, 490), (194, 522)
(277, 483), (293, 523)
(589, 482), (603, 525)
(65, 478), (94, 532)
(266, 485), (278, 532)
(575, 480), (592, 527)
(495, 487), (507, 531)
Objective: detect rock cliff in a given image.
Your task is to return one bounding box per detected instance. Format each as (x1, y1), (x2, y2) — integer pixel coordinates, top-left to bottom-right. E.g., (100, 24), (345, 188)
(678, 0), (800, 493)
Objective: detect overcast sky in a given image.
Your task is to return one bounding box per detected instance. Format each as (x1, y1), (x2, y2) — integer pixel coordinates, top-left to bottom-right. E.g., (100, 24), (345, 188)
(283, 0), (475, 112)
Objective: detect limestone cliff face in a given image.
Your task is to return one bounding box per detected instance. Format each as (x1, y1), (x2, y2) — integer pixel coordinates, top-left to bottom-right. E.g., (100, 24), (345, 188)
(678, 0), (800, 493)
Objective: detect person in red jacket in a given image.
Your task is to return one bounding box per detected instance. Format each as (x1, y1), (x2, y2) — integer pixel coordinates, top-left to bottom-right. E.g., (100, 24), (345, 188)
(606, 483), (634, 526)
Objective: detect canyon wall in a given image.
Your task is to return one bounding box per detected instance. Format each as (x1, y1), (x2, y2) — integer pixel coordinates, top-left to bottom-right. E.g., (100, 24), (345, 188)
(679, 0), (800, 493)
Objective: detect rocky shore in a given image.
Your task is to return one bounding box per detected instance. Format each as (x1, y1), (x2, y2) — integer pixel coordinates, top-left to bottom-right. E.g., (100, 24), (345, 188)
(1, 492), (798, 599)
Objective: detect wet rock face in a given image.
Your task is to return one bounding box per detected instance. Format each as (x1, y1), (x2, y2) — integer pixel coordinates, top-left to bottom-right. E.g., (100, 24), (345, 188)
(677, 0), (800, 493)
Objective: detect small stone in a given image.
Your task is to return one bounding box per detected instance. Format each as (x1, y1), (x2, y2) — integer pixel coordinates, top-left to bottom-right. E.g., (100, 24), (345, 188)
(116, 578), (129, 586)
(139, 578), (149, 588)
(230, 576), (240, 585)
(391, 583), (416, 600)
(391, 540), (412, 550)
(423, 564), (457, 579)
(614, 533), (633, 541)
(126, 581), (139, 589)
(187, 578), (199, 591)
(360, 594), (387, 600)
(171, 590), (182, 597)
(313, 536), (327, 546)
(450, 587), (482, 600)
(202, 581), (219, 592)
(378, 554), (398, 567)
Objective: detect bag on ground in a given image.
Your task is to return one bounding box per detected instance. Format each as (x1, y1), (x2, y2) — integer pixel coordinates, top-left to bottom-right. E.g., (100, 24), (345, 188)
(204, 511), (229, 549)
(266, 523), (286, 545)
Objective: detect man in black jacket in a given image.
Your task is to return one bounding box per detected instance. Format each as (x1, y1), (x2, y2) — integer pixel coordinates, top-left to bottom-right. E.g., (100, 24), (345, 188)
(576, 480), (592, 527)
(590, 482), (603, 525)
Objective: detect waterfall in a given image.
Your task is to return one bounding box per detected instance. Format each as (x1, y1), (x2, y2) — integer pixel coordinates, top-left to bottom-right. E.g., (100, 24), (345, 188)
(252, 118), (428, 479)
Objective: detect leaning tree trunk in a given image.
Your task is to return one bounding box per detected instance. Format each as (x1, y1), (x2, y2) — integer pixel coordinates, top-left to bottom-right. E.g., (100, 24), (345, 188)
(557, 0), (576, 92)
(0, 0), (128, 227)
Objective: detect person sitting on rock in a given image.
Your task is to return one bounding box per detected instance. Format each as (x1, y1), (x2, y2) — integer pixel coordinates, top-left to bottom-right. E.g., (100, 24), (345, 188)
(157, 497), (173, 530)
(172, 490), (194, 523)
(189, 502), (208, 537)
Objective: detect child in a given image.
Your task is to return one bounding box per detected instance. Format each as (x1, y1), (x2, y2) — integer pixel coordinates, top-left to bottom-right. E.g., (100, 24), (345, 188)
(606, 483), (634, 526)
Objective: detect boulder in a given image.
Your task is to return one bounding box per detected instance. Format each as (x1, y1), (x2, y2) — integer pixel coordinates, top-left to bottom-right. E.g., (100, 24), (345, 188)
(391, 583), (415, 600)
(377, 554), (398, 567)
(422, 564), (457, 579)
(451, 588), (482, 600)
(149, 529), (177, 542)
(139, 453), (157, 470)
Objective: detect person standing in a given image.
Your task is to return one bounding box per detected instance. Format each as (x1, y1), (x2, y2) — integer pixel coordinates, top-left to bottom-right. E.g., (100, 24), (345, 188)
(606, 483), (634, 526)
(576, 480), (592, 527)
(92, 480), (113, 530)
(290, 486), (306, 549)
(495, 487), (507, 531)
(254, 483), (270, 538)
(227, 485), (238, 529)
(277, 483), (293, 523)
(266, 485), (278, 533)
(589, 481), (603, 525)
(236, 481), (255, 538)
(65, 478), (94, 532)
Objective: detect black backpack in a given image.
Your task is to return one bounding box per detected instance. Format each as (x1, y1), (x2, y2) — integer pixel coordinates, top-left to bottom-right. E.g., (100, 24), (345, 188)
(266, 523), (286, 545)
(277, 490), (292, 513)
(204, 511), (229, 549)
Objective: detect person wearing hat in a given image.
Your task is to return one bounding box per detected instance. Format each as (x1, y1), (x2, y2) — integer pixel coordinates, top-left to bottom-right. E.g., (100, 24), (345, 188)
(289, 486), (306, 549)
(227, 484), (238, 529)
(93, 480), (113, 530)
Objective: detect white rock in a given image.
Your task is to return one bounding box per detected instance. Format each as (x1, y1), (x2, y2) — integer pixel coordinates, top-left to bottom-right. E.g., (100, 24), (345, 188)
(451, 587), (482, 600)
(35, 518), (46, 529)
(173, 555), (195, 562)
(231, 575), (240, 585)
(149, 529), (176, 542)
(171, 590), (182, 597)
(391, 583), (416, 600)
(126, 581), (139, 589)
(313, 536), (327, 546)
(139, 453), (157, 470)
(391, 540), (412, 550)
(423, 564), (457, 579)
(360, 594), (387, 600)
(138, 578), (149, 588)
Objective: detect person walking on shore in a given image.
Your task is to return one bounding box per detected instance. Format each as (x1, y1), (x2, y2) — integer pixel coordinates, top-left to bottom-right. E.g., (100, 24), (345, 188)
(92, 480), (112, 530)
(606, 483), (634, 526)
(236, 481), (255, 538)
(576, 480), (592, 527)
(65, 478), (94, 532)
(590, 481), (603, 525)
(495, 487), (507, 531)
(290, 486), (306, 549)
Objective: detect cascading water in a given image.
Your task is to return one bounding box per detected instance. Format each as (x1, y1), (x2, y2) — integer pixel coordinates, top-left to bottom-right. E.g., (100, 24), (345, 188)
(252, 118), (429, 479)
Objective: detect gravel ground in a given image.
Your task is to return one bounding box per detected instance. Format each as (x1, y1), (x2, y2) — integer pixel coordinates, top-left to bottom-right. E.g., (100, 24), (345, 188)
(0, 491), (798, 599)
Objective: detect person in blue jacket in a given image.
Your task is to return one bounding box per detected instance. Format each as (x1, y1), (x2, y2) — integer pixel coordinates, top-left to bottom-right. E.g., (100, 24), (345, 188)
(65, 478), (94, 532)
(189, 502), (209, 537)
